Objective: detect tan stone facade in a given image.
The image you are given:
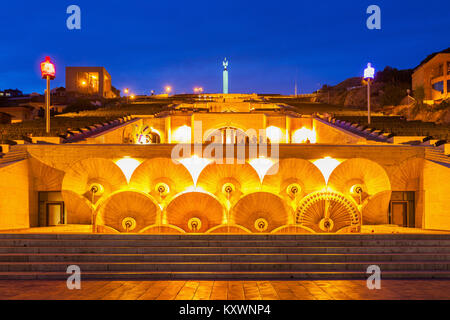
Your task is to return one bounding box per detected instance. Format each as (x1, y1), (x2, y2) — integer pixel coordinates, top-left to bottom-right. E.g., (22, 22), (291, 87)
(0, 99), (449, 233)
(412, 53), (450, 103)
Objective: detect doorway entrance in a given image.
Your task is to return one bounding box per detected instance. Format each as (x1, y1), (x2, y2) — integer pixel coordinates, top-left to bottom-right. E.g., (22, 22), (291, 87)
(46, 202), (65, 226)
(389, 191), (415, 227)
(38, 192), (66, 227)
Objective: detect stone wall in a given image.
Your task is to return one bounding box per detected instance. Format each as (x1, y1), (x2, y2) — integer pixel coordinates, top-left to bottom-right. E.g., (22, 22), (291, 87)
(313, 118), (366, 144)
(0, 160), (34, 230)
(422, 160), (450, 230)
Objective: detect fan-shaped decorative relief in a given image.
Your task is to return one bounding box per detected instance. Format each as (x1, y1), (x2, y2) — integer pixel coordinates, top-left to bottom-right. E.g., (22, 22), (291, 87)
(139, 225), (184, 234)
(206, 225), (251, 234)
(389, 157), (423, 191)
(165, 191), (225, 233)
(327, 158), (391, 197)
(62, 158), (127, 204)
(262, 158), (326, 200)
(197, 163), (260, 205)
(61, 190), (93, 224)
(271, 225), (314, 234)
(296, 190), (360, 233)
(129, 158), (194, 201)
(231, 192), (291, 233)
(95, 191), (159, 233)
(361, 190), (391, 225)
(29, 157), (65, 191)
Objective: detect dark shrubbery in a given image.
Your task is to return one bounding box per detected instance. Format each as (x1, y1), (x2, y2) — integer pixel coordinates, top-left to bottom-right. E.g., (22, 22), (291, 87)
(63, 98), (103, 113)
(436, 99), (450, 111)
(375, 66), (413, 84)
(381, 84), (410, 106)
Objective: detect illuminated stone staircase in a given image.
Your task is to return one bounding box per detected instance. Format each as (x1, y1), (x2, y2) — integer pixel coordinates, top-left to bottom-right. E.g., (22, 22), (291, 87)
(0, 145), (28, 166)
(0, 234), (450, 280)
(425, 147), (450, 166)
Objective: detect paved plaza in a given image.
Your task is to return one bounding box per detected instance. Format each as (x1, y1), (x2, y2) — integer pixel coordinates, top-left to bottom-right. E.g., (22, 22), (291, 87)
(0, 280), (449, 300)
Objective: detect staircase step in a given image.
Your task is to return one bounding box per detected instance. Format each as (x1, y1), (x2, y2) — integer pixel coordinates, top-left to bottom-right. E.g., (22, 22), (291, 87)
(0, 234), (449, 279)
(0, 261), (449, 272)
(3, 239), (450, 247)
(0, 253), (449, 263)
(1, 246), (449, 254)
(1, 270), (450, 280)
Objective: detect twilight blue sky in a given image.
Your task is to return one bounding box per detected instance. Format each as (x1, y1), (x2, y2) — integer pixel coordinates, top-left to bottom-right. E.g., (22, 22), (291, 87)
(0, 0), (449, 95)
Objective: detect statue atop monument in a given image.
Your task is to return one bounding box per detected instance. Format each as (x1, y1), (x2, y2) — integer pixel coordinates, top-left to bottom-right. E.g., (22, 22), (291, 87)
(223, 58), (229, 94)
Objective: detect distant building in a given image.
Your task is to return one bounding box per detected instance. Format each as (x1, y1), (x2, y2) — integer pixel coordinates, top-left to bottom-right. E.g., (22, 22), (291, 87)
(0, 89), (23, 97)
(65, 67), (117, 98)
(412, 48), (450, 104)
(0, 106), (34, 123)
(51, 87), (66, 97)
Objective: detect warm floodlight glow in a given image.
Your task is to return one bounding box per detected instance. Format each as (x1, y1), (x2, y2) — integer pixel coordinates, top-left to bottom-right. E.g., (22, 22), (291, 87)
(172, 125), (191, 143)
(292, 127), (317, 143)
(265, 126), (283, 143)
(364, 63), (375, 79)
(115, 157), (141, 183)
(313, 157), (341, 184)
(124, 88), (129, 94)
(165, 86), (172, 94)
(249, 156), (276, 182)
(178, 155), (212, 186)
(130, 94), (135, 100)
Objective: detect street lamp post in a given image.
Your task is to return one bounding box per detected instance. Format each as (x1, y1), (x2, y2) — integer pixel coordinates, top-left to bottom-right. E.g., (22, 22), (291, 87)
(364, 63), (375, 125)
(40, 56), (56, 134)
(124, 88), (129, 105)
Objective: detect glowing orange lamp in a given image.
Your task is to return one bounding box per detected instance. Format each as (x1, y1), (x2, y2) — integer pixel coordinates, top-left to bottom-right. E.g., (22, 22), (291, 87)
(40, 56), (56, 80)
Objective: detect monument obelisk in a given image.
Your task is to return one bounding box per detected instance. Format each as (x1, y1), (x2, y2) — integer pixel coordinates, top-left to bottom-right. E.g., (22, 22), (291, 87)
(223, 58), (229, 94)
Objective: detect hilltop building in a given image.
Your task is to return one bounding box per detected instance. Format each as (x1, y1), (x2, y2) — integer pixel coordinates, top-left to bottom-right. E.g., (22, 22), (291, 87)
(65, 67), (117, 98)
(412, 48), (450, 104)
